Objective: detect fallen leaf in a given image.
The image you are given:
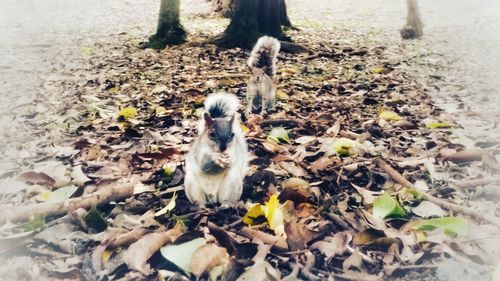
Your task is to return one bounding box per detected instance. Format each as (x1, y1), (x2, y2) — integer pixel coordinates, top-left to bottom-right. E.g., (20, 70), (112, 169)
(426, 121), (452, 129)
(17, 171), (55, 187)
(373, 193), (406, 219)
(329, 138), (359, 157)
(267, 127), (291, 144)
(285, 219), (318, 251)
(118, 107), (137, 120)
(414, 217), (468, 236)
(190, 243), (229, 278)
(243, 204), (265, 226)
(265, 194), (284, 231)
(160, 238), (205, 273)
(310, 232), (352, 259)
(411, 201), (446, 218)
(155, 193), (177, 217)
(379, 110), (402, 121)
(124, 226), (183, 274)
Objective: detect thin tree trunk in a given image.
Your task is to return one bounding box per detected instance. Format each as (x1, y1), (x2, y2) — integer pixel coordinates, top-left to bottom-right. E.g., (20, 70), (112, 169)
(145, 0), (187, 49)
(401, 0), (423, 39)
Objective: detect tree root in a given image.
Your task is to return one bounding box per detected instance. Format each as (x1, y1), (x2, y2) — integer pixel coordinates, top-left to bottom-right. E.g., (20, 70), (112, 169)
(2, 179), (134, 223)
(375, 158), (500, 228)
(279, 41), (311, 54)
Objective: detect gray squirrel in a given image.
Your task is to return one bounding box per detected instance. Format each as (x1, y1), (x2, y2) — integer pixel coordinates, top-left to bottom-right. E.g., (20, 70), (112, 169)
(246, 36), (281, 115)
(184, 93), (248, 206)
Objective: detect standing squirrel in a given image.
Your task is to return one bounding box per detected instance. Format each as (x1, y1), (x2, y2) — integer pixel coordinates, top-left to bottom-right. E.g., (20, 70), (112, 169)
(184, 93), (248, 206)
(246, 36), (281, 115)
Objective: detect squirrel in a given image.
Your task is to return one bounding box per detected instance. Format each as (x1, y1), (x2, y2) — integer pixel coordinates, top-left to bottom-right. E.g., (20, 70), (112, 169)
(184, 93), (248, 206)
(246, 36), (281, 115)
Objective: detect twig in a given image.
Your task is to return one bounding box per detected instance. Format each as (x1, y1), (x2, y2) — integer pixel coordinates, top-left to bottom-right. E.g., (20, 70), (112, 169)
(261, 119), (304, 128)
(453, 176), (500, 189)
(306, 51), (343, 61)
(375, 158), (500, 228)
(2, 179), (134, 222)
(205, 73), (248, 79)
(331, 273), (380, 281)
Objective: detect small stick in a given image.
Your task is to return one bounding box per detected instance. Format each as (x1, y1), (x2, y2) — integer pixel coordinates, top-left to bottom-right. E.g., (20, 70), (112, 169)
(453, 176), (500, 190)
(261, 119), (304, 128)
(376, 158), (500, 228)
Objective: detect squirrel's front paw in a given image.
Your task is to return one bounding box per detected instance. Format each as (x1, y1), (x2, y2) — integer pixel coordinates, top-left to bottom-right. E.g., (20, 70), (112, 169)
(214, 153), (231, 169)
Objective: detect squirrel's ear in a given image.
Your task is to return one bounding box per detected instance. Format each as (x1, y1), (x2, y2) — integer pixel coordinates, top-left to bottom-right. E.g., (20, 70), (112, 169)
(204, 112), (214, 127)
(228, 114), (235, 123)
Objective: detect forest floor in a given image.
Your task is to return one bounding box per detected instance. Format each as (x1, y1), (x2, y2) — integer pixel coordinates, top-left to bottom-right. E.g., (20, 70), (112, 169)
(0, 0), (499, 281)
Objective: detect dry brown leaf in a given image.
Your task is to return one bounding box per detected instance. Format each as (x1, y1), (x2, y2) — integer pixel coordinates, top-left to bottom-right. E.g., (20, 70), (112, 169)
(123, 226), (183, 275)
(17, 171), (55, 187)
(190, 243), (229, 278)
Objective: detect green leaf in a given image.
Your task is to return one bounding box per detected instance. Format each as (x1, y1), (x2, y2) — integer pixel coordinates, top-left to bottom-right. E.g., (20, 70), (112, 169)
(21, 215), (46, 232)
(160, 238), (206, 273)
(330, 138), (359, 157)
(39, 186), (77, 203)
(162, 163), (177, 177)
(415, 217), (468, 236)
(373, 193), (406, 220)
(267, 127), (290, 144)
(84, 206), (108, 232)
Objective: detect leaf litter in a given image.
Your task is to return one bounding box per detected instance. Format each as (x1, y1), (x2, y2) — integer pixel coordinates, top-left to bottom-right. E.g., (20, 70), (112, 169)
(0, 1), (499, 280)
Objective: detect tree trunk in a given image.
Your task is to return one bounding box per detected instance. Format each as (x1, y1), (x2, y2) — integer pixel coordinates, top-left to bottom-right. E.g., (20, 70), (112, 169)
(214, 0), (288, 49)
(145, 0), (187, 49)
(400, 0), (423, 39)
(280, 0), (292, 28)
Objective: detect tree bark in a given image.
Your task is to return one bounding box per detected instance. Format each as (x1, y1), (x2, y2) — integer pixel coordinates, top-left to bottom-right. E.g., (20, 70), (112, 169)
(214, 0), (289, 49)
(279, 0), (292, 28)
(400, 0), (423, 39)
(145, 0), (187, 49)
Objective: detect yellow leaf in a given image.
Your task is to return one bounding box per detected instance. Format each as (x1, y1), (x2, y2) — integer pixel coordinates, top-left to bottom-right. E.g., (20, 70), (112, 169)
(155, 106), (168, 115)
(426, 121), (452, 129)
(371, 67), (389, 74)
(155, 193), (177, 217)
(276, 90), (289, 100)
(379, 110), (401, 121)
(243, 204), (265, 226)
(107, 86), (120, 94)
(80, 47), (92, 55)
(265, 195), (284, 230)
(118, 107), (137, 120)
(331, 138), (359, 157)
(240, 124), (250, 134)
(36, 191), (52, 202)
(102, 249), (113, 264)
(163, 163), (177, 177)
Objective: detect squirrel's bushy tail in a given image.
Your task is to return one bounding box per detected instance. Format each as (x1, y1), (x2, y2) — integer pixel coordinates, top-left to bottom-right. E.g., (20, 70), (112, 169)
(204, 93), (240, 118)
(248, 36), (280, 77)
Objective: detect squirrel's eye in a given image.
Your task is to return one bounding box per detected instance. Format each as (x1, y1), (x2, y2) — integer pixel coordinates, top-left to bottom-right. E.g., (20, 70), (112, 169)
(230, 133), (235, 139)
(209, 132), (216, 139)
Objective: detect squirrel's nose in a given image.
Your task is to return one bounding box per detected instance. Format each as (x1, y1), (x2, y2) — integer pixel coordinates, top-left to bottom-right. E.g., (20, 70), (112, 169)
(219, 144), (227, 152)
